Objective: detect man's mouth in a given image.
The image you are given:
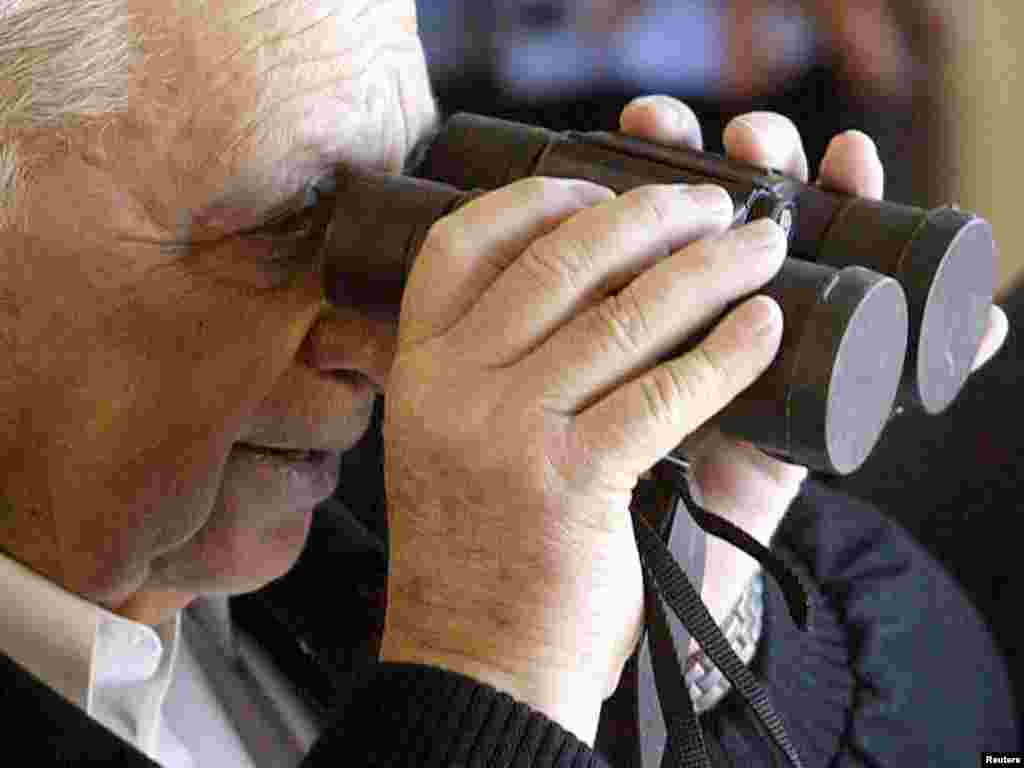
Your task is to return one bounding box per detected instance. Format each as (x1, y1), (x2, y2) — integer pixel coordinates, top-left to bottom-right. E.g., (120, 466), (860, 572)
(232, 443), (343, 506)
(235, 443), (332, 465)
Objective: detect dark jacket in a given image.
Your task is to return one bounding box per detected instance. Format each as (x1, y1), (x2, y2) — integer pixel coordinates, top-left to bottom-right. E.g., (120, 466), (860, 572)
(3, 481), (1018, 766)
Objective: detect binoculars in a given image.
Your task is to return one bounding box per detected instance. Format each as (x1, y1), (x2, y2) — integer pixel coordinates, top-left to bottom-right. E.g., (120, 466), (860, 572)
(318, 113), (995, 475)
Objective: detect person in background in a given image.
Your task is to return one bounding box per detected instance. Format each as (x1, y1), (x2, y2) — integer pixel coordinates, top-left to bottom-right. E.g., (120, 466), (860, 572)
(418, 0), (960, 206)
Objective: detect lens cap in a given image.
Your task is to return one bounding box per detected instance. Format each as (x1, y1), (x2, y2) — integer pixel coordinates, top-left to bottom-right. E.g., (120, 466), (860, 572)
(801, 268), (909, 474)
(718, 262), (908, 475)
(905, 210), (994, 413)
(817, 201), (994, 415)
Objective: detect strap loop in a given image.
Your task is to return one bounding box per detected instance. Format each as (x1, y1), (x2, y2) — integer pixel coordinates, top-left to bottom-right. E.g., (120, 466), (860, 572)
(631, 459), (810, 768)
(667, 470), (813, 632)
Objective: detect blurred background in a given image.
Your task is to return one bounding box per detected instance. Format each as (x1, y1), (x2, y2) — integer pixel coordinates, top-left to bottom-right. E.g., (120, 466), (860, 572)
(418, 0), (1023, 295)
(233, 0), (1024, 745)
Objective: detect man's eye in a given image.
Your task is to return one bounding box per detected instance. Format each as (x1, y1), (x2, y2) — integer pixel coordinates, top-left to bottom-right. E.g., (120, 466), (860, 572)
(235, 196), (337, 290)
(241, 205), (324, 263)
(237, 177), (336, 254)
(243, 206), (317, 241)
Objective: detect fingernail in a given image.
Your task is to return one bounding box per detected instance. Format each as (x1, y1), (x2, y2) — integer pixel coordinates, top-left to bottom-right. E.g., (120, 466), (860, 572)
(735, 218), (784, 250)
(745, 295), (783, 337)
(631, 94), (666, 110)
(685, 184), (733, 216)
(731, 114), (808, 178)
(842, 129), (880, 161)
(734, 114), (791, 147)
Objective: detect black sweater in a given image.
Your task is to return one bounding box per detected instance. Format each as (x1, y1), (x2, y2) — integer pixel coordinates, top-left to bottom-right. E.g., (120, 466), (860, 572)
(4, 481), (1019, 766)
(306, 480), (1020, 766)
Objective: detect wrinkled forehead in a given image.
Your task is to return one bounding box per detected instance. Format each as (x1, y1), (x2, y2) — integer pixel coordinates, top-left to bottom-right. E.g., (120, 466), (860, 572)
(134, 0), (420, 87)
(120, 0), (425, 230)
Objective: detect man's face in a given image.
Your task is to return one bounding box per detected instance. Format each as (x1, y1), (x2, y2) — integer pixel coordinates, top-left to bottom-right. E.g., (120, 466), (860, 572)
(0, 0), (437, 613)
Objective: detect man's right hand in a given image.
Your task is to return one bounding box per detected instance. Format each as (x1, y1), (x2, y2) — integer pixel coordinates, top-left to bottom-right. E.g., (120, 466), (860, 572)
(379, 174), (786, 744)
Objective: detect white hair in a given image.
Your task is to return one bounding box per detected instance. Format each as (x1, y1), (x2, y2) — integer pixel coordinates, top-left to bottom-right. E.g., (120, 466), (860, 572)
(0, 0), (140, 219)
(0, 143), (15, 214)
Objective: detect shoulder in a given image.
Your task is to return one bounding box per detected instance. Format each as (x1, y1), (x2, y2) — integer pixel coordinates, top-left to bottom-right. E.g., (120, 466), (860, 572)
(768, 480), (1020, 762)
(0, 651), (160, 766)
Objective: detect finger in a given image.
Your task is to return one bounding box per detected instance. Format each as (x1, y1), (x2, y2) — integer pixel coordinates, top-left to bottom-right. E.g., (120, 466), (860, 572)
(448, 184), (735, 367)
(529, 219), (786, 414)
(817, 130), (885, 199)
(971, 306), (1009, 372)
(722, 112), (809, 182)
(619, 95), (704, 150)
(401, 177), (614, 346)
(572, 295), (784, 484)
(686, 432), (806, 527)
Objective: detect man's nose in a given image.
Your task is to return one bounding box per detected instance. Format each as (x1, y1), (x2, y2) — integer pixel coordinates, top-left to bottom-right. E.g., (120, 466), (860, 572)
(299, 306), (397, 394)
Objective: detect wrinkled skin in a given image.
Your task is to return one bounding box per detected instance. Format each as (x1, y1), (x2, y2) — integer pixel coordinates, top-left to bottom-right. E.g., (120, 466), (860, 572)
(0, 0), (438, 619)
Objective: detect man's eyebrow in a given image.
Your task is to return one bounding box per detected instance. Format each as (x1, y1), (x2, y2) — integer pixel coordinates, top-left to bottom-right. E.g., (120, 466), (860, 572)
(187, 182), (319, 241)
(115, 186), (317, 255)
(177, 107), (444, 243)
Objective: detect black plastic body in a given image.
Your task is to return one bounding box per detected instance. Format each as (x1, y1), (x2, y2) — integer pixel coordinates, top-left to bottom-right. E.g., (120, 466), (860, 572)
(320, 171), (908, 475)
(316, 112), (996, 473)
(416, 113), (995, 416)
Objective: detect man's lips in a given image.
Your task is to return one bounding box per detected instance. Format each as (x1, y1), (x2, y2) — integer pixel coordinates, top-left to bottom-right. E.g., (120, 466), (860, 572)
(235, 442), (330, 463)
(232, 443), (343, 507)
(328, 368), (383, 395)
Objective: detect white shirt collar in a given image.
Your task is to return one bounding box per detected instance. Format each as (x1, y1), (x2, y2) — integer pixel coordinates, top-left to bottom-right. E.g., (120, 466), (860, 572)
(0, 551), (180, 761)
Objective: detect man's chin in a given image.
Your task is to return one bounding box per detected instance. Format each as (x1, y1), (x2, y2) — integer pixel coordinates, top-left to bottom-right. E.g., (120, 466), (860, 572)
(147, 449), (338, 598)
(147, 510), (314, 603)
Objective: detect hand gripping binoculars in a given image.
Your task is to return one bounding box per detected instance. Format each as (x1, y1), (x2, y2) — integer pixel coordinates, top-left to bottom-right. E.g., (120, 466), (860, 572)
(318, 113), (995, 475)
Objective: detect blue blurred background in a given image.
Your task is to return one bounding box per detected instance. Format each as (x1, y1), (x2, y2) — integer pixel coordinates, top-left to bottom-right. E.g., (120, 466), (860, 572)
(414, 0), (947, 205)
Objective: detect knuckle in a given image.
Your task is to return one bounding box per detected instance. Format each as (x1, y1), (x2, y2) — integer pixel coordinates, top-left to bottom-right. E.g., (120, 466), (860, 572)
(642, 347), (733, 430)
(640, 367), (684, 429)
(682, 236), (721, 276)
(687, 344), (735, 399)
(519, 231), (593, 293)
(515, 176), (606, 214)
(628, 185), (677, 232)
(592, 286), (651, 356)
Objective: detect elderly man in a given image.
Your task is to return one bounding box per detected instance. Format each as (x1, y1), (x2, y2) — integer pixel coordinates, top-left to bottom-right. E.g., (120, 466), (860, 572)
(0, 1), (1017, 766)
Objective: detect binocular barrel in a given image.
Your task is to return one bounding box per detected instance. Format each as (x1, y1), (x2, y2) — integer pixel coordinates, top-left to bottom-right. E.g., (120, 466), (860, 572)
(415, 113), (996, 417)
(321, 172), (908, 475)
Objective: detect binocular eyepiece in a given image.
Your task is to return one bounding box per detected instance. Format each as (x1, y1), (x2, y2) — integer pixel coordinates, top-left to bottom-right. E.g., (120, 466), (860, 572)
(320, 113), (995, 475)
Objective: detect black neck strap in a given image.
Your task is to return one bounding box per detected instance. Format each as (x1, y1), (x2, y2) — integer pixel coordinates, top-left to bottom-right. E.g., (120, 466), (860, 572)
(628, 460), (812, 768)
